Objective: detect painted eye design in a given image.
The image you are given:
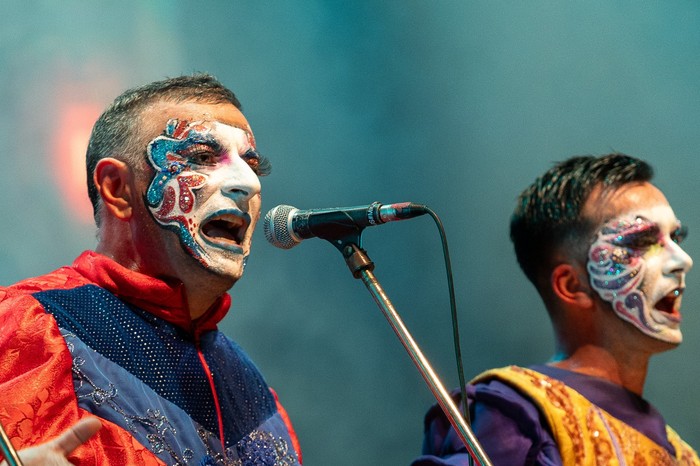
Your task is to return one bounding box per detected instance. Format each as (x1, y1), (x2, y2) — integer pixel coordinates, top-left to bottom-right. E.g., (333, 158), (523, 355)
(671, 224), (688, 245)
(612, 223), (660, 250)
(242, 148), (271, 176)
(180, 144), (218, 166)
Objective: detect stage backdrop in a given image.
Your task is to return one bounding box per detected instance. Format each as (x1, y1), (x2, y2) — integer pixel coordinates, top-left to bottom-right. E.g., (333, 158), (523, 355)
(1, 2), (699, 465)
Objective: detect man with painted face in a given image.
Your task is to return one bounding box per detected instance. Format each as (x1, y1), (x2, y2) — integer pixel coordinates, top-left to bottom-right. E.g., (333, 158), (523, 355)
(0, 75), (302, 465)
(413, 154), (700, 465)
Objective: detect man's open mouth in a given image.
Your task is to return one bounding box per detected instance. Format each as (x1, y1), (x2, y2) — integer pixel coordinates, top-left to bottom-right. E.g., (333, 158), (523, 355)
(201, 213), (249, 246)
(654, 288), (683, 317)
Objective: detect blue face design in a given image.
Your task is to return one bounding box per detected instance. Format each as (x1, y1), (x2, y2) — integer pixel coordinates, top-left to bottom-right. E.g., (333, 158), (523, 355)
(145, 119), (264, 270)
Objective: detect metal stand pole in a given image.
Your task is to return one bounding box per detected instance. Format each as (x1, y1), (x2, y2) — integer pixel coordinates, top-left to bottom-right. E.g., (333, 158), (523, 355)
(341, 243), (492, 466)
(0, 421), (23, 466)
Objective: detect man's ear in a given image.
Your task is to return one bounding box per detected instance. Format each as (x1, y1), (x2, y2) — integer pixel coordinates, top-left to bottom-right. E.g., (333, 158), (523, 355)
(551, 263), (594, 309)
(94, 158), (134, 221)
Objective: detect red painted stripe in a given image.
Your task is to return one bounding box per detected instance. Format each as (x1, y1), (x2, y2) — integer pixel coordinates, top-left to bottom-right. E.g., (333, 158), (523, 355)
(196, 344), (227, 457)
(270, 388), (303, 463)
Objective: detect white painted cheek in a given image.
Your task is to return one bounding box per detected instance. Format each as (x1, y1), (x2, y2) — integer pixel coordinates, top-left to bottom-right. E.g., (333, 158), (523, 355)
(637, 255), (683, 343)
(629, 251), (668, 326)
(638, 247), (661, 294)
(636, 258), (655, 318)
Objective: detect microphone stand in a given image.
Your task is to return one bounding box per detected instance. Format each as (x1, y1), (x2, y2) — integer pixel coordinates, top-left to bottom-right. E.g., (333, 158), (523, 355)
(0, 421), (23, 466)
(329, 236), (492, 466)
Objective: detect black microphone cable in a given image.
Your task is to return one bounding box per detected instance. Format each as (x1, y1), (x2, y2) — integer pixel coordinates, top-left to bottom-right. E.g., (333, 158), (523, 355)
(425, 206), (475, 466)
(424, 207), (470, 426)
(265, 201), (475, 462)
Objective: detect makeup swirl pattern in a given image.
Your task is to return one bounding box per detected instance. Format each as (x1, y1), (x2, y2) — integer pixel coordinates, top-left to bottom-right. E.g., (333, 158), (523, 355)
(146, 119), (211, 264)
(587, 216), (649, 330)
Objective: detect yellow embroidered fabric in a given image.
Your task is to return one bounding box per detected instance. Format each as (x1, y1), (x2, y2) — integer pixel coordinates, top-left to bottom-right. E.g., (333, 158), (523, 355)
(471, 366), (699, 465)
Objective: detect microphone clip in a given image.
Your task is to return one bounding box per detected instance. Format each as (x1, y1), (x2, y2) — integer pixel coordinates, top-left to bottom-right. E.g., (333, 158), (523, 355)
(341, 242), (375, 278)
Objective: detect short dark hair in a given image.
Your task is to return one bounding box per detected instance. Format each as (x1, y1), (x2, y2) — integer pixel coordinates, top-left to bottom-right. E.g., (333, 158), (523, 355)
(85, 73), (242, 223)
(510, 153), (654, 291)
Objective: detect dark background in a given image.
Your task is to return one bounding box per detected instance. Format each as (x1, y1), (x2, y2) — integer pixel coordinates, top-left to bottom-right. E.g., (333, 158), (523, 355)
(2, 2), (699, 464)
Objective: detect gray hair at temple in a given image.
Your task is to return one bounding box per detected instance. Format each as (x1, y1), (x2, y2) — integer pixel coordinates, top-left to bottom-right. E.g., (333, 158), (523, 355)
(85, 73), (243, 225)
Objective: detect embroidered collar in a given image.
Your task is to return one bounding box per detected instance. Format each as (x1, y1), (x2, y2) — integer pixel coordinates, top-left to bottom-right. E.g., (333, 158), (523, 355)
(531, 364), (673, 452)
(72, 250), (231, 334)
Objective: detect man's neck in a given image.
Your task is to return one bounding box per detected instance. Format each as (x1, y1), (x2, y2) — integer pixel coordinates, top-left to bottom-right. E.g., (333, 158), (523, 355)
(180, 273), (235, 320)
(549, 345), (650, 395)
(95, 242), (234, 320)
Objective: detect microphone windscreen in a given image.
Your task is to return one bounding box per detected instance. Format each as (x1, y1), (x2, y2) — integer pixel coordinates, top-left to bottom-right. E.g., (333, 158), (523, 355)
(263, 205), (299, 249)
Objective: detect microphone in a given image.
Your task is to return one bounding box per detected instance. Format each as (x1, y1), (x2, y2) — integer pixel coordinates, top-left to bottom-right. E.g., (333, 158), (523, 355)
(264, 201), (428, 249)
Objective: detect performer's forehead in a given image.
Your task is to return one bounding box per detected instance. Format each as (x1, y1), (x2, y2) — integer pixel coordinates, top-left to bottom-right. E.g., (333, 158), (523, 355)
(140, 100), (252, 138)
(582, 181), (669, 225)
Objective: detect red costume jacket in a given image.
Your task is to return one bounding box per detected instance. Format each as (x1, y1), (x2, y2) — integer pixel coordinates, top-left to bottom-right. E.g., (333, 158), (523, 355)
(0, 251), (301, 465)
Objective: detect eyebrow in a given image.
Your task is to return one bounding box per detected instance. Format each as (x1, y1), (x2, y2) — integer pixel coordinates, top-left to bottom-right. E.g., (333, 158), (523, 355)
(176, 126), (222, 151)
(184, 123), (271, 174)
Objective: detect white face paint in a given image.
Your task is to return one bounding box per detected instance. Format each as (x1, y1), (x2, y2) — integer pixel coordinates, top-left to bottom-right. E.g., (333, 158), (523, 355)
(587, 203), (692, 344)
(145, 119), (263, 278)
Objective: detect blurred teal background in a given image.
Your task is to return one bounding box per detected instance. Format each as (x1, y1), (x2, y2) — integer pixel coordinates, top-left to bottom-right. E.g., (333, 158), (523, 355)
(2, 2), (700, 464)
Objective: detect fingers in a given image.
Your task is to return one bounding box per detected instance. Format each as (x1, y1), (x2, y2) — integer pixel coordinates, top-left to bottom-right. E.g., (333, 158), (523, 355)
(0, 418), (102, 466)
(52, 417), (102, 456)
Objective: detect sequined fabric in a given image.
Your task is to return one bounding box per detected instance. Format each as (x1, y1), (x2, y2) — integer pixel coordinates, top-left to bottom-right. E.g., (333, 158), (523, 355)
(0, 251), (302, 465)
(34, 283), (277, 445)
(472, 366), (700, 465)
(0, 293), (166, 465)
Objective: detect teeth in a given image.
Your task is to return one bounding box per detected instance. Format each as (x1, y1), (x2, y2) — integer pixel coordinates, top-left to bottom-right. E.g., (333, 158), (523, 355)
(211, 215), (243, 227)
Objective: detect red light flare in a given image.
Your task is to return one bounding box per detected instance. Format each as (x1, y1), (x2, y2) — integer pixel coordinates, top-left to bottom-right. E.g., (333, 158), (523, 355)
(50, 103), (102, 225)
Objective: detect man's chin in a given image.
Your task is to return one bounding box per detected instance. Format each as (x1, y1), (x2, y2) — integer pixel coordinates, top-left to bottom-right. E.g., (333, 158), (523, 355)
(197, 253), (247, 283)
(640, 327), (682, 350)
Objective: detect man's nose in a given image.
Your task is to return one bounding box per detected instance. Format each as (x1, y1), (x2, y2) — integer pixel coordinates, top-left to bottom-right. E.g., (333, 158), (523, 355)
(220, 157), (261, 201)
(666, 241), (693, 275)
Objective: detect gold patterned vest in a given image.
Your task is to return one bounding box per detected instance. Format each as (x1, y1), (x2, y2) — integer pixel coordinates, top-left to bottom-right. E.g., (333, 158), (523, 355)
(471, 366), (699, 465)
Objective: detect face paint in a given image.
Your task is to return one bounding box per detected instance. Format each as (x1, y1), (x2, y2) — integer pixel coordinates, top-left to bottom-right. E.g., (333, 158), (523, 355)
(587, 211), (690, 344)
(145, 119), (262, 272)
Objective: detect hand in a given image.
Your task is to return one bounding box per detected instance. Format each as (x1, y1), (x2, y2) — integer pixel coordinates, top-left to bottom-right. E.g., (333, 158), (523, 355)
(1, 417), (102, 466)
